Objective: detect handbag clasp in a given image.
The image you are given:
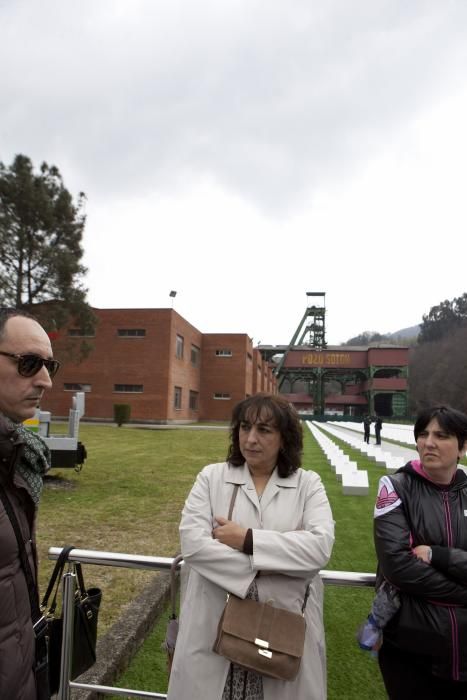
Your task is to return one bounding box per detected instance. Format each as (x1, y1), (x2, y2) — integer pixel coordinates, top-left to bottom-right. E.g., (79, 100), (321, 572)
(258, 649), (272, 659)
(255, 638), (269, 649)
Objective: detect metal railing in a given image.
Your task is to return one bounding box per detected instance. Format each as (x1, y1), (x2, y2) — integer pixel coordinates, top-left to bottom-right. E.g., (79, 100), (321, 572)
(49, 547), (376, 700)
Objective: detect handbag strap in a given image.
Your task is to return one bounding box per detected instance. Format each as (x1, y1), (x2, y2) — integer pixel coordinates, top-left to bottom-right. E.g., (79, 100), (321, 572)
(170, 554), (184, 617)
(301, 585), (311, 614)
(228, 484), (240, 519)
(0, 485), (43, 627)
(75, 560), (88, 597)
(41, 544), (77, 613)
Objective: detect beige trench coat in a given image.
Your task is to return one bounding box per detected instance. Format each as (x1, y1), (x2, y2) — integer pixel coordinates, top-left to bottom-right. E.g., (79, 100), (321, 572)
(167, 462), (335, 700)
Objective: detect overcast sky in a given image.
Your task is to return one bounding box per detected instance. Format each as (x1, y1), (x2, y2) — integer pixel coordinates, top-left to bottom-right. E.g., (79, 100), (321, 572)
(2, 0), (467, 345)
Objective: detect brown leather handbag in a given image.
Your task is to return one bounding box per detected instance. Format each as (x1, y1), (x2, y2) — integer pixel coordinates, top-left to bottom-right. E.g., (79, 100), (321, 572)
(212, 484), (307, 681)
(213, 593), (306, 681)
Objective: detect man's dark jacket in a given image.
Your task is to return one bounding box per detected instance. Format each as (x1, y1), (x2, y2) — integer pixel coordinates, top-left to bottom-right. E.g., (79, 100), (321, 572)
(0, 414), (38, 699)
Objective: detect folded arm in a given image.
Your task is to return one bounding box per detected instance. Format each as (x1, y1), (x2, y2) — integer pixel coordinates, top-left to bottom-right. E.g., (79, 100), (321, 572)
(375, 505), (467, 605)
(251, 474), (334, 578)
(180, 469), (255, 598)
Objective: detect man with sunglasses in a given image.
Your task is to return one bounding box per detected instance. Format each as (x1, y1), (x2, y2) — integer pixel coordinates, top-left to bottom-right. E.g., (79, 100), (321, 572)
(0, 308), (59, 700)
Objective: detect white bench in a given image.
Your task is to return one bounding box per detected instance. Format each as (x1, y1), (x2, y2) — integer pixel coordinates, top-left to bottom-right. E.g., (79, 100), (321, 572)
(342, 469), (369, 496)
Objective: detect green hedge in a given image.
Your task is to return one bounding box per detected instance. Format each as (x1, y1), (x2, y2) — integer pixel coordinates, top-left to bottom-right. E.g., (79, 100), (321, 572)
(113, 404), (131, 427)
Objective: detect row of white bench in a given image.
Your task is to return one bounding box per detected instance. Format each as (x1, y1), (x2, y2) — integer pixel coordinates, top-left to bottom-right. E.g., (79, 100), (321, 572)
(306, 421), (370, 496)
(322, 421), (467, 480)
(306, 419), (411, 496)
(325, 422), (407, 472)
(334, 420), (415, 446)
(325, 422), (407, 473)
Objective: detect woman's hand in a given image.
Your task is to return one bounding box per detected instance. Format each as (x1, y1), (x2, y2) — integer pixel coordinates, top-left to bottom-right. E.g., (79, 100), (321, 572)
(212, 516), (248, 551)
(412, 545), (432, 564)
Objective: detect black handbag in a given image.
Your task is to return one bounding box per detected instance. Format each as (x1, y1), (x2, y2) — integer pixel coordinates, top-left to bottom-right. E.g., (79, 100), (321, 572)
(42, 545), (102, 695)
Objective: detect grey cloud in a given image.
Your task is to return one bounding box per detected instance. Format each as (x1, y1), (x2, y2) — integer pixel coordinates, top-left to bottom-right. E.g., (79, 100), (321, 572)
(1, 0), (467, 211)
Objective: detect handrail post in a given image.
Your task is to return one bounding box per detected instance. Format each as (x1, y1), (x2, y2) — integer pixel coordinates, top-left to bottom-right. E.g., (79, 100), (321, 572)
(57, 568), (77, 700)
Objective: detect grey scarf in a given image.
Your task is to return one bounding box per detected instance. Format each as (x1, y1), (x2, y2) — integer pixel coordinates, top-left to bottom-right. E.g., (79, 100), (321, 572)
(4, 416), (51, 504)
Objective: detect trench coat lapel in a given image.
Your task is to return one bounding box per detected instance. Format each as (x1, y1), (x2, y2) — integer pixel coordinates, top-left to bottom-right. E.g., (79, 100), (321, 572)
(224, 463), (260, 513)
(259, 468), (299, 512)
(224, 463), (300, 514)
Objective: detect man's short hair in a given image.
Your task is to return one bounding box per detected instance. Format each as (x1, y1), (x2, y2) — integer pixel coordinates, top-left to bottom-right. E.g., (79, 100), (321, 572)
(0, 308), (39, 342)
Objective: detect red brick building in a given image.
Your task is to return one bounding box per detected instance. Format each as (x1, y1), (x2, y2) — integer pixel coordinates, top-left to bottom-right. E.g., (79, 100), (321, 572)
(45, 308), (277, 423)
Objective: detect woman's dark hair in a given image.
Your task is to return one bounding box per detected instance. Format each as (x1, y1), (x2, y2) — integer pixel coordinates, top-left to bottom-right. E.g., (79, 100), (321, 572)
(227, 393), (303, 477)
(414, 405), (467, 450)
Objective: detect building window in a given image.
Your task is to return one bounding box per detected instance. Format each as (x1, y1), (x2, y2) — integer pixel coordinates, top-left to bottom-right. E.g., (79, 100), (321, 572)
(215, 349), (232, 357)
(213, 393), (231, 400)
(174, 386), (182, 409)
(176, 334), (184, 359)
(114, 384), (143, 393)
(189, 390), (199, 410)
(117, 329), (146, 337)
(191, 344), (200, 366)
(247, 352), (252, 361)
(64, 383), (91, 392)
(68, 328), (95, 337)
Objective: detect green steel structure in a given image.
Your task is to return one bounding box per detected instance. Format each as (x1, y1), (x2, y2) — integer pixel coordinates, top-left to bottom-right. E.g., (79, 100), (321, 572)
(272, 292), (327, 387)
(258, 293), (409, 417)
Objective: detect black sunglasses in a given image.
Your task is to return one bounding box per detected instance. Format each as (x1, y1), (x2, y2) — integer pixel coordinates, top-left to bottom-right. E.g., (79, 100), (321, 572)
(0, 351), (60, 378)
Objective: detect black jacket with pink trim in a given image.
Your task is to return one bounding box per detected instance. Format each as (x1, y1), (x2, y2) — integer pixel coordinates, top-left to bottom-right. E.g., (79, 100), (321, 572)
(374, 461), (467, 681)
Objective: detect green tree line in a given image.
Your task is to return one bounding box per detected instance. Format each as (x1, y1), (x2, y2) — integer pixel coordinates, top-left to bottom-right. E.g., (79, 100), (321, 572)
(409, 292), (467, 412)
(0, 154), (95, 357)
(345, 292), (467, 413)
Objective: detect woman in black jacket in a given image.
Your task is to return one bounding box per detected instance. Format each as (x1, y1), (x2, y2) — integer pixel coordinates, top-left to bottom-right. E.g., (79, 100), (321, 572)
(374, 405), (467, 700)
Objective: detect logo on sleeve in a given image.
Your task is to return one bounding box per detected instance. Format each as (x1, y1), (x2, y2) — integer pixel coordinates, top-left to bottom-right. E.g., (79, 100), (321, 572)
(374, 476), (401, 518)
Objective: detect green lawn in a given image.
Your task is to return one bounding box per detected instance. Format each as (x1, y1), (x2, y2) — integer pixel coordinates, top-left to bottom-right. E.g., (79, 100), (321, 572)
(110, 424), (387, 699)
(38, 424), (229, 633)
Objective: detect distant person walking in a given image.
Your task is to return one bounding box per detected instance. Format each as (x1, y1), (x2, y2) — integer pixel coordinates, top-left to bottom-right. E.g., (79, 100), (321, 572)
(363, 415), (371, 444)
(374, 416), (383, 445)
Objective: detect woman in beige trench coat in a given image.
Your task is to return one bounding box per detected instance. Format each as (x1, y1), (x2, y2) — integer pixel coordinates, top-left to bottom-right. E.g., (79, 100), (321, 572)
(167, 394), (335, 700)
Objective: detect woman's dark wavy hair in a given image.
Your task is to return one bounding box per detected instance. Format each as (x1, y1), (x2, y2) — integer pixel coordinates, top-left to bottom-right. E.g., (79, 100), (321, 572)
(414, 405), (467, 450)
(226, 393), (303, 478)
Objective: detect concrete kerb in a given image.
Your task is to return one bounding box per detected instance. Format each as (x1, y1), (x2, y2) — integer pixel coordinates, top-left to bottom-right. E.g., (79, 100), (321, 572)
(68, 570), (173, 700)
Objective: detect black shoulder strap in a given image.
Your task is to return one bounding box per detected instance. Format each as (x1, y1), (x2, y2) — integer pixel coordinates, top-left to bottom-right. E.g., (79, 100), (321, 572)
(41, 544), (77, 614)
(0, 485), (42, 625)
